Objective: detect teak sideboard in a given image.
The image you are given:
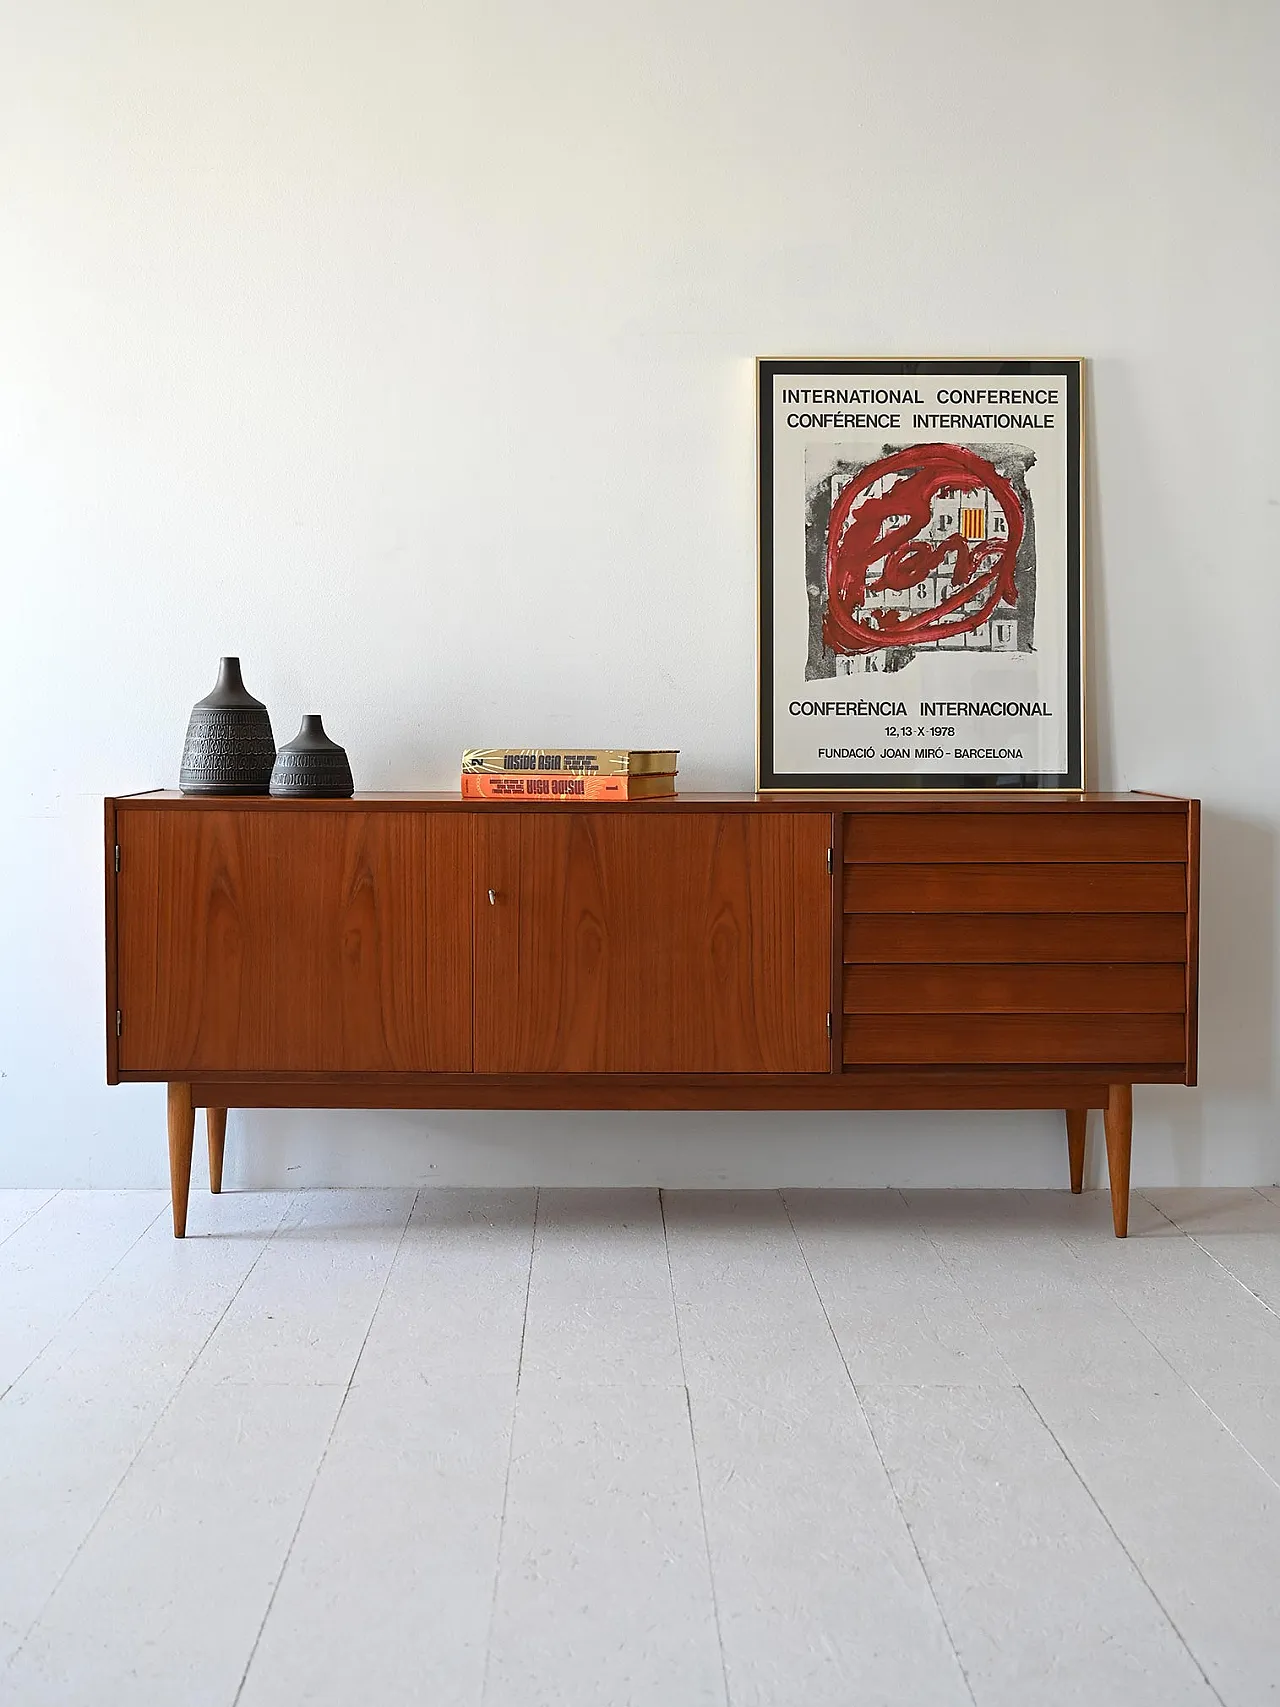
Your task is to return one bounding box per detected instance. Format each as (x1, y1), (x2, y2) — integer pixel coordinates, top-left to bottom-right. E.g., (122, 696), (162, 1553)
(104, 791), (1200, 1238)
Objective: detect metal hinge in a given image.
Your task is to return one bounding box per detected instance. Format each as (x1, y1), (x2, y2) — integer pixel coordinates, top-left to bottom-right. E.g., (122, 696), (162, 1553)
(116, 1010), (122, 1037)
(827, 847), (833, 875)
(114, 844), (120, 874)
(826, 1012), (832, 1039)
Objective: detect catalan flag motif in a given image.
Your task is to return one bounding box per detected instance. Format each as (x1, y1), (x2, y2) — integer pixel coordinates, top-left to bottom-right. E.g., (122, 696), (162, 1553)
(960, 506), (986, 541)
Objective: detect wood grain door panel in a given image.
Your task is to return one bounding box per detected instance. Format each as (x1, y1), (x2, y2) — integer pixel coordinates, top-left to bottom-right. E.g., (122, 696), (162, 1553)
(474, 812), (831, 1073)
(116, 810), (472, 1072)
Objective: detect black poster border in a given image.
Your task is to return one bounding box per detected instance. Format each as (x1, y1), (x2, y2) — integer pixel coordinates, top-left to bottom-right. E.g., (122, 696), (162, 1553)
(756, 357), (1084, 792)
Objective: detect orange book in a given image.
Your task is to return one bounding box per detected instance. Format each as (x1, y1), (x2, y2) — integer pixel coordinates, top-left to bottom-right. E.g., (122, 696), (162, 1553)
(460, 772), (676, 801)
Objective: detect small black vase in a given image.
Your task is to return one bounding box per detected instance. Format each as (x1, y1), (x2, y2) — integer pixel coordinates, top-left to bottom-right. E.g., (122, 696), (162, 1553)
(269, 714), (354, 798)
(179, 657), (276, 795)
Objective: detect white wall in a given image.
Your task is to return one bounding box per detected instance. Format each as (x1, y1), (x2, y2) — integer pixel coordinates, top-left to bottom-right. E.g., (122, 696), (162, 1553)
(2, 0), (1277, 1190)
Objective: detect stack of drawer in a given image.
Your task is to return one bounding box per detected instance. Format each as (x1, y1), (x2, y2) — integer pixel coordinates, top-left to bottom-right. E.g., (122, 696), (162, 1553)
(841, 807), (1194, 1075)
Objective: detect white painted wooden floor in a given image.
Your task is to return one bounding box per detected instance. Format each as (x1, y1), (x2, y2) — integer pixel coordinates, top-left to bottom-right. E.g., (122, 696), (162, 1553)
(2, 1187), (1280, 1706)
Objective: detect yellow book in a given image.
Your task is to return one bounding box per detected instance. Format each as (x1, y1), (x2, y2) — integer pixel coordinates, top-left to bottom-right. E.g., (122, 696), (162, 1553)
(462, 747), (679, 777)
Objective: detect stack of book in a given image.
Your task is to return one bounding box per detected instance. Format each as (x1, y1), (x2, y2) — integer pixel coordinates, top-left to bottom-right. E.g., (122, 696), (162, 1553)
(460, 748), (679, 800)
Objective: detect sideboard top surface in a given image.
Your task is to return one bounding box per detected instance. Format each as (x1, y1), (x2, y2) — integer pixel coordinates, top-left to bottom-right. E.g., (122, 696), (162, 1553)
(109, 790), (1193, 814)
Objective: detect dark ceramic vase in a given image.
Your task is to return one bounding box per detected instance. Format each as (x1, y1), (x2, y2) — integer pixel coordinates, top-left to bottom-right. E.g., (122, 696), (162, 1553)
(269, 714), (354, 798)
(179, 657), (276, 795)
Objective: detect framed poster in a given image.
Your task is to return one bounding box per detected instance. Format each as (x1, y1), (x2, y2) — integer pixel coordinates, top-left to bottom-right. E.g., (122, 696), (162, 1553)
(757, 357), (1084, 791)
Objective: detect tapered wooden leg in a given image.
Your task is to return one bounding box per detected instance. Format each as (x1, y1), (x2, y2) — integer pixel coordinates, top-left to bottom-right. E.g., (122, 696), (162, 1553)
(167, 1082), (195, 1239)
(1103, 1083), (1133, 1238)
(1065, 1108), (1088, 1194)
(207, 1108), (227, 1195)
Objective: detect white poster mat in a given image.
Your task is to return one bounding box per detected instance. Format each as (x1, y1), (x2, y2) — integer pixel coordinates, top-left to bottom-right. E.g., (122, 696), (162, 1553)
(760, 362), (1082, 788)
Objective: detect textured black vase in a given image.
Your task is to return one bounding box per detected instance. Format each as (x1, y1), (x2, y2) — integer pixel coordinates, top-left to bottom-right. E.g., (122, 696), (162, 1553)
(179, 657), (276, 795)
(269, 714), (354, 798)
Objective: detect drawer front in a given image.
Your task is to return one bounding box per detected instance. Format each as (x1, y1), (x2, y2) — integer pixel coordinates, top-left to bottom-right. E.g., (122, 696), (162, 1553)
(845, 811), (1187, 865)
(844, 963), (1186, 1015)
(847, 912), (1188, 964)
(843, 1013), (1186, 1067)
(844, 862), (1188, 914)
(841, 805), (1192, 1075)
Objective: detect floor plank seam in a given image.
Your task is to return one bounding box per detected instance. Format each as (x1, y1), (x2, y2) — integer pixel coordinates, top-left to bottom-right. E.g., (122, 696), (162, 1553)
(1129, 1208), (1280, 1503)
(1175, 1226), (1280, 1330)
(895, 1194), (1024, 1392)
(9, 1190), (1280, 1705)
(779, 1190), (980, 1707)
(0, 1191), (60, 1251)
(1049, 1206), (1208, 1399)
(1180, 1381), (1280, 1501)
(1053, 1200), (1280, 1500)
(0, 1190), (298, 1691)
(1134, 1191), (1180, 1227)
(658, 1187), (731, 1707)
(897, 1187), (1021, 1383)
(0, 1196), (172, 1409)
(478, 1186), (539, 1707)
(1055, 1201), (1280, 1432)
(229, 1186), (421, 1707)
(1038, 1197), (1280, 1687)
(880, 1192), (1242, 1701)
(1017, 1382), (1228, 1706)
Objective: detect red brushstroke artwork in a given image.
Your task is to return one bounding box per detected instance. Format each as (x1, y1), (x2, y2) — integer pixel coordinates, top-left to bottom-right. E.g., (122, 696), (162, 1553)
(824, 444), (1024, 655)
